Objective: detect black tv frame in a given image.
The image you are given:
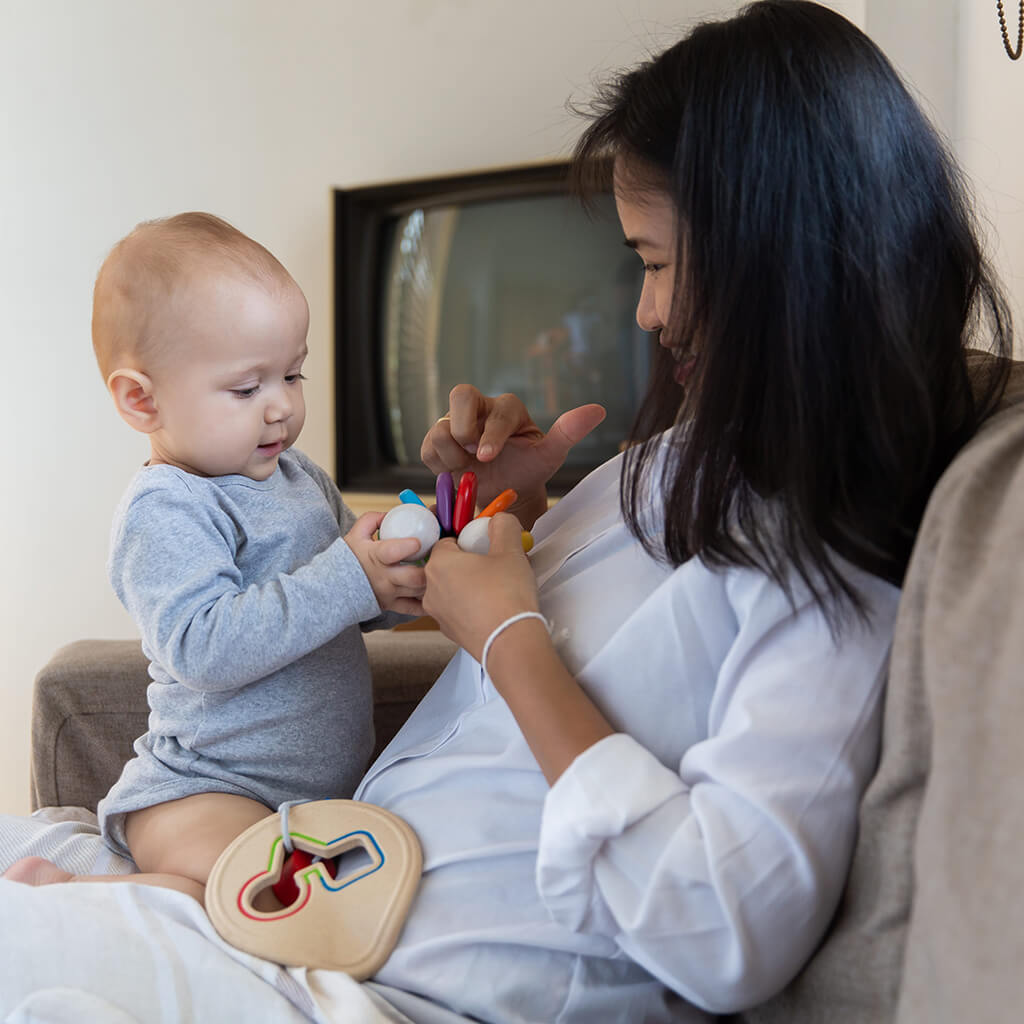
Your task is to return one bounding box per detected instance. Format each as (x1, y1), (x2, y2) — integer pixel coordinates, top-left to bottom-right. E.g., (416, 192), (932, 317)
(333, 161), (603, 497)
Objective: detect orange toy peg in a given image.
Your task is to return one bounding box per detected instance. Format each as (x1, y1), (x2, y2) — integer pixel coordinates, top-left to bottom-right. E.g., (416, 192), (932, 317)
(478, 489), (517, 518)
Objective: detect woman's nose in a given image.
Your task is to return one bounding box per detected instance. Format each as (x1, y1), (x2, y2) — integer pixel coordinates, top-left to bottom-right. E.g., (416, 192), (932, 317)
(635, 277), (662, 333)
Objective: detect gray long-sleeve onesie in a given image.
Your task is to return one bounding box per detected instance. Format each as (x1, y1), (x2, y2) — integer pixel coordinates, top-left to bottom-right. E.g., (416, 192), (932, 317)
(97, 448), (391, 857)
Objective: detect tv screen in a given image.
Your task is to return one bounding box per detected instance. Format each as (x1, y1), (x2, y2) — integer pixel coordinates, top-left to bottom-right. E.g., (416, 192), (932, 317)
(334, 163), (654, 495)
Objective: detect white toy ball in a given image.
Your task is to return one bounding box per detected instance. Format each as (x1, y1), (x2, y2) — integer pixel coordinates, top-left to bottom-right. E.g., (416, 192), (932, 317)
(379, 503), (441, 561)
(456, 516), (492, 554)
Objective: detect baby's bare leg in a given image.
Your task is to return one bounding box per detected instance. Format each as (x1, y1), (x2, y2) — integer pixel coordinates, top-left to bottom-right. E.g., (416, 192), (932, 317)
(124, 792), (274, 900)
(3, 793), (273, 904)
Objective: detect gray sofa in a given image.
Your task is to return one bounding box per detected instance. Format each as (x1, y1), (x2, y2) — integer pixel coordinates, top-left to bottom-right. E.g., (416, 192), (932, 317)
(29, 629), (456, 814)
(24, 358), (1024, 1022)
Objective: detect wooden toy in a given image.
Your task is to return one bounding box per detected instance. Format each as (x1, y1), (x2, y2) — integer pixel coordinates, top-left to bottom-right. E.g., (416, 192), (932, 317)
(206, 799), (422, 977)
(271, 846), (335, 906)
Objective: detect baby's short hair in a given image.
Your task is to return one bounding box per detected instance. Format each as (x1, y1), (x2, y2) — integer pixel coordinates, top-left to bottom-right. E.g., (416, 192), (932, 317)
(91, 212), (293, 380)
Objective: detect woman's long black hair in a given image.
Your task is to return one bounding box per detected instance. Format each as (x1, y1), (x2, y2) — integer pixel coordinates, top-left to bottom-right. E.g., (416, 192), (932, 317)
(572, 0), (1012, 631)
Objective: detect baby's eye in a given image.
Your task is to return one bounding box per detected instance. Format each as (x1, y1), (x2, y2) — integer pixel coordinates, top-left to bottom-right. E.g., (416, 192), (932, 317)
(231, 386), (259, 399)
(285, 373), (307, 385)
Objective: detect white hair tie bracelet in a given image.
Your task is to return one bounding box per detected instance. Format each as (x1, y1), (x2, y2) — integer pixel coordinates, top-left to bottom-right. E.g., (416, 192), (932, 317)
(480, 611), (552, 677)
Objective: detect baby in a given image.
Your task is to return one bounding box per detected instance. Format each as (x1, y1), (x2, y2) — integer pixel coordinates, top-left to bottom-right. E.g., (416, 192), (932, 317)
(4, 212), (425, 904)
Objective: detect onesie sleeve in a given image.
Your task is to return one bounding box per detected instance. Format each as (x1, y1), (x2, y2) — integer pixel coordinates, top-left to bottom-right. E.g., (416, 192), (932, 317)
(111, 477), (381, 692)
(536, 567), (898, 1014)
(290, 449), (414, 632)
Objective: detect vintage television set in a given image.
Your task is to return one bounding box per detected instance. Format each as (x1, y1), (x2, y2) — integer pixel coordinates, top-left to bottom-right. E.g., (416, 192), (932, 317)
(333, 162), (655, 497)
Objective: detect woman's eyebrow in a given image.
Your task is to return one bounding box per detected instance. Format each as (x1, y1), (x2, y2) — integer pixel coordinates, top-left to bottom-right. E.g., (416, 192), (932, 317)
(622, 236), (663, 251)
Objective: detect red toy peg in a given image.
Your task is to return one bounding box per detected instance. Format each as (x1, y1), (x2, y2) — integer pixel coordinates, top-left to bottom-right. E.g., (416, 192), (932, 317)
(271, 847), (337, 907)
(453, 472), (478, 535)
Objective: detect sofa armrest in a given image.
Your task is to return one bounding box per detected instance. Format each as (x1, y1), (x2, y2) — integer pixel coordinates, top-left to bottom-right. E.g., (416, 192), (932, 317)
(30, 630), (457, 813)
(30, 640), (150, 814)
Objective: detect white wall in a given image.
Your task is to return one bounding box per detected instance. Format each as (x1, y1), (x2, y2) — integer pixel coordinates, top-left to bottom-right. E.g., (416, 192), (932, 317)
(867, 0), (955, 133)
(6, 0), (1018, 817)
(955, 2), (1024, 333)
(0, 0), (742, 814)
(866, 0), (1024, 334)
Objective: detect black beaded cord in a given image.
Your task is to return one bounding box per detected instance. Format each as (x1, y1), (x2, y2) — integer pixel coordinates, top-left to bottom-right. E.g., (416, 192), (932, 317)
(998, 0), (1024, 60)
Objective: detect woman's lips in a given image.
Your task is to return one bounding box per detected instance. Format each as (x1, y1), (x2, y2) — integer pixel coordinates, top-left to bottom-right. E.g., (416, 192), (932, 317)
(673, 357), (695, 385)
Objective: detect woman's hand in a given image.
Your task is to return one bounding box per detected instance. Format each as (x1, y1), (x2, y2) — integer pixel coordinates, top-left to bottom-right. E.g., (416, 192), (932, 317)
(424, 512), (616, 783)
(421, 386), (606, 530)
(422, 513), (540, 663)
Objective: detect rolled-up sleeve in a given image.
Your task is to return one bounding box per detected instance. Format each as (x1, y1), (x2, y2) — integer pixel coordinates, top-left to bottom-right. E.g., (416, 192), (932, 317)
(536, 571), (896, 1014)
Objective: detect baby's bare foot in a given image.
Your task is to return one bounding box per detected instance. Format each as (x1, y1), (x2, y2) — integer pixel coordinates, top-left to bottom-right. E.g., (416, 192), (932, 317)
(2, 856), (76, 886)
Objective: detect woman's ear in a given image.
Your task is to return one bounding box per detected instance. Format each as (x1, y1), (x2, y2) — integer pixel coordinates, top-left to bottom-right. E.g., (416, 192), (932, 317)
(107, 368), (160, 434)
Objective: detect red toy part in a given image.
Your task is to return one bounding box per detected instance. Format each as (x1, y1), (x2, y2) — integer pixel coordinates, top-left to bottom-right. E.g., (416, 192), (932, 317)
(453, 472), (478, 535)
(271, 848), (337, 907)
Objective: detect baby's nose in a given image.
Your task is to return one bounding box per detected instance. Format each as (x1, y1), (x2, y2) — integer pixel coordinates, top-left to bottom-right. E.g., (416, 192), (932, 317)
(265, 390), (292, 422)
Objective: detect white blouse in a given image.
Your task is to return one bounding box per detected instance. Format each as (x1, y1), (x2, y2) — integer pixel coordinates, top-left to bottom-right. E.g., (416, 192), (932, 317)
(358, 450), (900, 1024)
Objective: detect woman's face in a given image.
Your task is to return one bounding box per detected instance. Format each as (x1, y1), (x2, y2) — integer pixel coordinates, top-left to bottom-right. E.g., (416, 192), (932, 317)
(613, 168), (691, 386)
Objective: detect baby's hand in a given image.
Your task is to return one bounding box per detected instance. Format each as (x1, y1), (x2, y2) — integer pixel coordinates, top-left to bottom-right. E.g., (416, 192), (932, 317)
(344, 512), (426, 616)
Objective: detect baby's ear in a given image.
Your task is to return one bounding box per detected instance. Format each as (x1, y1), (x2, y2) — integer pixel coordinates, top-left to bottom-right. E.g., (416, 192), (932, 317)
(107, 368), (159, 434)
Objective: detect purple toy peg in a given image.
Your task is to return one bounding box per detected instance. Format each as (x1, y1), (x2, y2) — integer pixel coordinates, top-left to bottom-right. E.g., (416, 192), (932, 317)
(435, 472), (455, 535)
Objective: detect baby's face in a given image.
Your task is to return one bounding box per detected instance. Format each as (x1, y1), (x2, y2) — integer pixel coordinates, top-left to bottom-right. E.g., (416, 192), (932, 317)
(145, 273), (309, 480)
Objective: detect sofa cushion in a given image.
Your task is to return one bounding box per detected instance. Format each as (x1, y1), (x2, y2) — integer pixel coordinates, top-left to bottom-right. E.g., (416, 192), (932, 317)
(31, 639), (150, 813)
(31, 631), (457, 814)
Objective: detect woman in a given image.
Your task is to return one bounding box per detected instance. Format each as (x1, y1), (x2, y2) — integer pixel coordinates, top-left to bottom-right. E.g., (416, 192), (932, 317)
(357, 1), (1010, 1020)
(0, 3), (1011, 1022)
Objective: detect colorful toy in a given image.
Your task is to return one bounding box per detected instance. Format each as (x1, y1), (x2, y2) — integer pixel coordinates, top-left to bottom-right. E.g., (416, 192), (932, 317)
(378, 474), (533, 560)
(378, 503), (440, 561)
(456, 517), (534, 555)
(206, 799), (422, 975)
(398, 488), (426, 507)
(435, 472), (454, 535)
(478, 489), (517, 518)
(454, 516), (492, 554)
(452, 472), (478, 534)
